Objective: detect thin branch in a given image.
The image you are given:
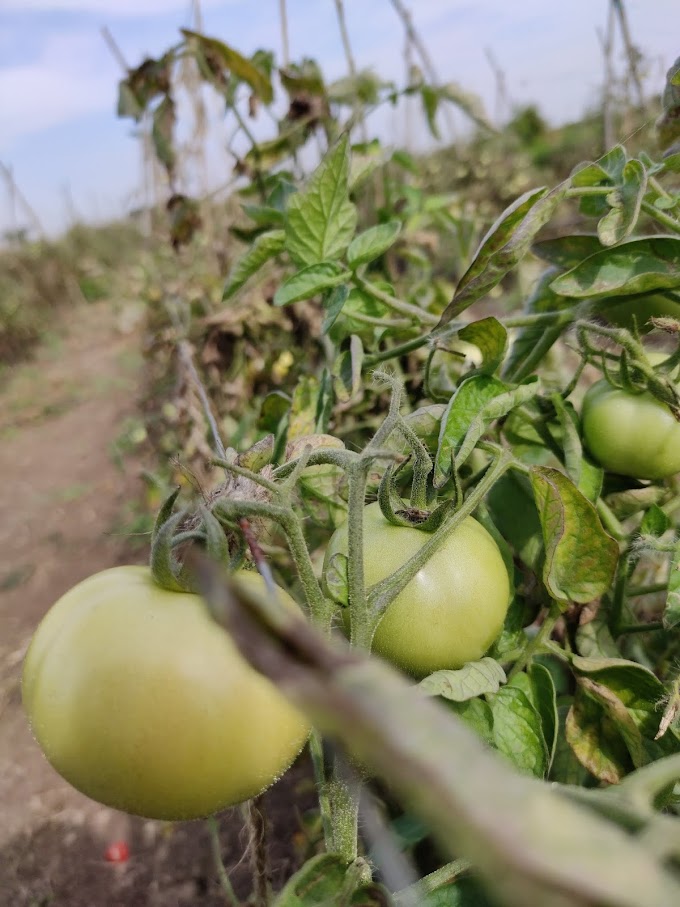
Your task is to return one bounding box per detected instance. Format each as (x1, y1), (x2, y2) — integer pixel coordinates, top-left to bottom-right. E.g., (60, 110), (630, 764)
(177, 340), (228, 460)
(598, 0), (616, 151)
(333, 0), (367, 142)
(612, 0), (645, 108)
(389, 0), (456, 140)
(100, 25), (129, 73)
(278, 0), (290, 67)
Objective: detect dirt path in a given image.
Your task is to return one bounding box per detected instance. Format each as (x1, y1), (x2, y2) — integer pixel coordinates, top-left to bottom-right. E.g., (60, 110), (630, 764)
(0, 303), (310, 906)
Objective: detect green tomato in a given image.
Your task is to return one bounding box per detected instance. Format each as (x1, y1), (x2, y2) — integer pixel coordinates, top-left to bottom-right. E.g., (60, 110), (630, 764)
(582, 370), (680, 481)
(22, 567), (310, 821)
(324, 503), (511, 677)
(596, 292), (680, 332)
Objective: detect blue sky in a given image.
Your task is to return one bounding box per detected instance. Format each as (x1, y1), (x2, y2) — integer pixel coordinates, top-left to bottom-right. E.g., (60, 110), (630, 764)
(1, 0), (679, 236)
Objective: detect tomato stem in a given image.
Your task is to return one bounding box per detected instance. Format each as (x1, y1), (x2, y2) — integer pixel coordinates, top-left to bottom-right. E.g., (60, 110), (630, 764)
(507, 600), (562, 681)
(206, 816), (241, 907)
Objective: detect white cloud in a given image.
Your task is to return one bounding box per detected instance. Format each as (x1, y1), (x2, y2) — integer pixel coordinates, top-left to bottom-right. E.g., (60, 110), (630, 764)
(0, 31), (118, 150)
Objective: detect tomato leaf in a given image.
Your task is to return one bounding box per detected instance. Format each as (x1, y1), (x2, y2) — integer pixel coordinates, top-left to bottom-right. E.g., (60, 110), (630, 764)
(510, 665), (558, 774)
(435, 376), (506, 487)
(151, 95), (176, 176)
(347, 221), (401, 269)
(456, 379), (541, 468)
(182, 29), (273, 103)
(550, 237), (680, 299)
(566, 684), (634, 783)
(486, 472), (544, 573)
(529, 466), (619, 605)
(333, 335), (364, 403)
(570, 657), (680, 769)
(223, 229), (285, 299)
(435, 185), (566, 327)
(274, 262), (351, 306)
(420, 658), (506, 702)
(457, 317), (507, 375)
(445, 698), (495, 747)
(489, 686), (548, 778)
(501, 268), (576, 383)
(640, 503), (671, 537)
(285, 135), (358, 267)
(597, 159), (647, 247)
(551, 394), (603, 504)
(532, 234), (604, 269)
(322, 284), (350, 334)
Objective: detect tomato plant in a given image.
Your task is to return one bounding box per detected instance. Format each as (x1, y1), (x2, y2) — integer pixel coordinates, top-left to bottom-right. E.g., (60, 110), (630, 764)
(22, 567), (310, 821)
(324, 502), (511, 676)
(582, 377), (680, 480)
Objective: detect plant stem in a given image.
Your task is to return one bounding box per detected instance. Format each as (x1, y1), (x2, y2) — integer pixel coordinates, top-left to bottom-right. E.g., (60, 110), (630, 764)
(278, 0), (290, 66)
(627, 582), (668, 597)
(565, 186), (613, 198)
(308, 731), (334, 845)
(641, 199), (680, 234)
(617, 621), (664, 634)
(365, 334), (431, 365)
(507, 600), (562, 680)
(394, 858), (472, 904)
(354, 273), (439, 325)
(207, 816), (240, 907)
(597, 499), (627, 542)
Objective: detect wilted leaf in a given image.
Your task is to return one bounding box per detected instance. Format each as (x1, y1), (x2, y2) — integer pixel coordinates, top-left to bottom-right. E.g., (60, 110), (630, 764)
(420, 658), (506, 702)
(566, 684), (633, 783)
(333, 335), (364, 402)
(458, 317), (507, 375)
(182, 29), (273, 102)
(529, 466), (619, 604)
(436, 186), (566, 326)
(597, 159), (647, 246)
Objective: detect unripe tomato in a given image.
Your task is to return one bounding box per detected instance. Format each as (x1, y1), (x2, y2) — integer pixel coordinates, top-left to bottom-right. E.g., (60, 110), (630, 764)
(22, 567), (310, 821)
(324, 503), (511, 677)
(581, 359), (680, 481)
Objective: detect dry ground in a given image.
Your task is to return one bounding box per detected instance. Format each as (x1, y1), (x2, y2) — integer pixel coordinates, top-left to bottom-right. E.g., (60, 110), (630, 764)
(0, 302), (311, 906)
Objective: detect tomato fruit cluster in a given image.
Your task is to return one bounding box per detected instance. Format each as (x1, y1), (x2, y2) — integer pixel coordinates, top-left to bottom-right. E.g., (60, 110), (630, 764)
(324, 502), (511, 677)
(22, 567), (310, 821)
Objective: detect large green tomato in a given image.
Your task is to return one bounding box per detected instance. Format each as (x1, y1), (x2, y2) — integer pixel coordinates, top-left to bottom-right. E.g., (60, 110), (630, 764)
(324, 503), (511, 677)
(596, 292), (680, 332)
(582, 367), (680, 481)
(22, 567), (310, 821)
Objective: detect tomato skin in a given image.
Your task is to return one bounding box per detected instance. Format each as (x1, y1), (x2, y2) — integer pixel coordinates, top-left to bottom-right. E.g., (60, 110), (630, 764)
(22, 567), (310, 821)
(582, 379), (680, 480)
(324, 503), (511, 677)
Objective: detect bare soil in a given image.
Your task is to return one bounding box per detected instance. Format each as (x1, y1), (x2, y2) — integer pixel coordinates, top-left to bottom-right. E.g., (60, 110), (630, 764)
(0, 303), (312, 906)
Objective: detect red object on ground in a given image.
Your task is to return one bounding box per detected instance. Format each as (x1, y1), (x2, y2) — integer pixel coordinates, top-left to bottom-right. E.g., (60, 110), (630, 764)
(104, 841), (130, 863)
